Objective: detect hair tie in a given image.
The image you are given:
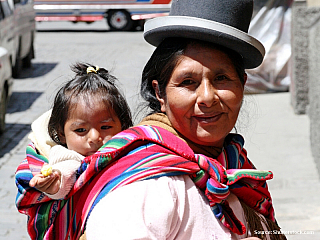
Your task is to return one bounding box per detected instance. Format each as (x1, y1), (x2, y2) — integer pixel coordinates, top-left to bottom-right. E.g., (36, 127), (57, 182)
(87, 66), (100, 74)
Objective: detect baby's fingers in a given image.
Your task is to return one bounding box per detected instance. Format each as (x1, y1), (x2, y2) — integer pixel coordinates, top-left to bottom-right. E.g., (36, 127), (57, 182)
(30, 173), (58, 192)
(43, 172), (61, 195)
(38, 174), (58, 189)
(29, 174), (45, 187)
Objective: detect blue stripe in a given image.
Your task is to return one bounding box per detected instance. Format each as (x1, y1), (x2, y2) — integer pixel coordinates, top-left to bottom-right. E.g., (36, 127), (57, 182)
(206, 181), (229, 194)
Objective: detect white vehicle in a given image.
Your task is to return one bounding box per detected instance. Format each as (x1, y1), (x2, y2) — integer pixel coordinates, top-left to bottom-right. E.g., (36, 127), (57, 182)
(0, 47), (13, 133)
(0, 0), (16, 75)
(9, 0), (36, 77)
(34, 0), (171, 31)
(0, 0), (35, 78)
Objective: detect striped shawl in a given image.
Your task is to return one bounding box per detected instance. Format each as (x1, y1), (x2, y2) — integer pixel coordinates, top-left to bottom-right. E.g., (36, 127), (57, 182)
(15, 125), (274, 240)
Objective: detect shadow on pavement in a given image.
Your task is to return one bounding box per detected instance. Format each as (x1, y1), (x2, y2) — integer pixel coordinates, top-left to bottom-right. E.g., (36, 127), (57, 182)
(0, 123), (31, 158)
(0, 63), (56, 158)
(14, 62), (58, 79)
(7, 92), (43, 114)
(0, 91), (42, 158)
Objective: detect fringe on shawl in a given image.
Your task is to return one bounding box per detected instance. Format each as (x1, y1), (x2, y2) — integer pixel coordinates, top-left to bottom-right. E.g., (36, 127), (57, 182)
(241, 201), (287, 240)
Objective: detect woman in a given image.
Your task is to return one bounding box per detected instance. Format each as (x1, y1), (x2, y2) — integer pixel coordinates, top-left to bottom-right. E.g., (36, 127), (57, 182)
(85, 0), (285, 238)
(15, 0), (286, 239)
(85, 38), (283, 240)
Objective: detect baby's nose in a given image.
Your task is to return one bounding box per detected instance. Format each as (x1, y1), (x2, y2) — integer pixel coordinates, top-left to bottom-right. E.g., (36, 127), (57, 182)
(88, 129), (102, 144)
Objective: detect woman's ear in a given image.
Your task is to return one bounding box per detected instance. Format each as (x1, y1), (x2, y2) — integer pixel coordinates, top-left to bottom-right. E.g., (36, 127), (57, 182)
(152, 80), (166, 113)
(243, 73), (247, 85)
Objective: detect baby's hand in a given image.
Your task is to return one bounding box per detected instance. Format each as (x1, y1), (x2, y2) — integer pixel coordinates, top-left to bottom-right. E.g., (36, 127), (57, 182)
(41, 165), (52, 176)
(29, 165), (61, 195)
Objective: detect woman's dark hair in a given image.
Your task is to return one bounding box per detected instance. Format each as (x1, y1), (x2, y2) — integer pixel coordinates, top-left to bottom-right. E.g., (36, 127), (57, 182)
(140, 37), (246, 114)
(48, 62), (133, 145)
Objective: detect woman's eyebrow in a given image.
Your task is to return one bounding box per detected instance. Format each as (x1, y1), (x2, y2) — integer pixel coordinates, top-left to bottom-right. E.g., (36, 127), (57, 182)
(175, 70), (198, 78)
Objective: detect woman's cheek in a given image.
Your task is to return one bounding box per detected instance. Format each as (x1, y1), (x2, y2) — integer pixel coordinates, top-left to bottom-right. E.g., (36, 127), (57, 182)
(220, 87), (243, 110)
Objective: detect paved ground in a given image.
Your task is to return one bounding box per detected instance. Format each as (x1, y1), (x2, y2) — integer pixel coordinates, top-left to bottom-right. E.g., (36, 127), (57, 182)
(0, 21), (319, 240)
(240, 93), (320, 239)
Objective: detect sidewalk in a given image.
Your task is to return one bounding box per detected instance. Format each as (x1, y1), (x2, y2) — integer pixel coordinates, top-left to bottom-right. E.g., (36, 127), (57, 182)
(0, 128), (30, 239)
(240, 92), (320, 239)
(0, 92), (319, 239)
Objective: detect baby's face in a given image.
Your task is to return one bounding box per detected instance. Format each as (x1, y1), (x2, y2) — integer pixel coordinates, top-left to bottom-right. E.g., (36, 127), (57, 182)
(60, 99), (122, 156)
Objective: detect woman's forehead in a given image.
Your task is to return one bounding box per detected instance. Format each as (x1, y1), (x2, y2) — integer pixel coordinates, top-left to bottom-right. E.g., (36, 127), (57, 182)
(176, 45), (234, 70)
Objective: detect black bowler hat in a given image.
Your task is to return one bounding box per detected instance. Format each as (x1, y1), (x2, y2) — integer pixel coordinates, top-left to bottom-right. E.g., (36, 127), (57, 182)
(144, 0), (265, 69)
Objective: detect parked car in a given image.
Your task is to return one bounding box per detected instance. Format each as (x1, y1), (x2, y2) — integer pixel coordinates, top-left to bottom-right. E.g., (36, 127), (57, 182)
(0, 0), (35, 78)
(9, 0), (36, 77)
(0, 47), (13, 133)
(0, 0), (32, 132)
(0, 0), (16, 68)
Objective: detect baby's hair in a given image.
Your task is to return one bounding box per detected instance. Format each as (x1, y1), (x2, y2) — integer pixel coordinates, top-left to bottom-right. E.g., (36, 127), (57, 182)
(48, 62), (133, 145)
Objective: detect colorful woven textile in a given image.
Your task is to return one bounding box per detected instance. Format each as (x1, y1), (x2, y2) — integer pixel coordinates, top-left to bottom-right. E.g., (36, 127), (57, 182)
(15, 125), (274, 240)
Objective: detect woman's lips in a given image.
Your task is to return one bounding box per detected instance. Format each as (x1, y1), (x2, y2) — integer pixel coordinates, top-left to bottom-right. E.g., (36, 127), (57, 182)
(193, 113), (224, 123)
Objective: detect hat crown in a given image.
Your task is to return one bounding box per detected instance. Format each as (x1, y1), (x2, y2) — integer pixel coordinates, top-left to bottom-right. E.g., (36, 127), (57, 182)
(170, 0), (253, 33)
(144, 0), (265, 68)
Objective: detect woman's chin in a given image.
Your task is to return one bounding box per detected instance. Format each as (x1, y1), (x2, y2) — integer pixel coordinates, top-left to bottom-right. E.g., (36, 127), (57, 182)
(190, 133), (225, 147)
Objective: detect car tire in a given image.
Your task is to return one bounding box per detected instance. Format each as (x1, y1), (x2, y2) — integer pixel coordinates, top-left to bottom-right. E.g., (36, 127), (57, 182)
(12, 44), (22, 78)
(0, 87), (7, 134)
(107, 10), (133, 31)
(23, 39), (34, 68)
(133, 19), (145, 31)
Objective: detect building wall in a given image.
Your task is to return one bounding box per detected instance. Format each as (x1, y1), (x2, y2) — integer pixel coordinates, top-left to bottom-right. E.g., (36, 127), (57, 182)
(309, 12), (320, 171)
(292, 0), (320, 171)
(291, 0), (309, 114)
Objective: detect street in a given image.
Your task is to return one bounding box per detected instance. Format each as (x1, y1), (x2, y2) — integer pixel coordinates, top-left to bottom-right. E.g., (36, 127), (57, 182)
(0, 20), (319, 239)
(0, 20), (155, 239)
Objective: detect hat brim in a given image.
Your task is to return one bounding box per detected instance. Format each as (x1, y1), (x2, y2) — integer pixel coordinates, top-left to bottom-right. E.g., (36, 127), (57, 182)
(144, 16), (265, 69)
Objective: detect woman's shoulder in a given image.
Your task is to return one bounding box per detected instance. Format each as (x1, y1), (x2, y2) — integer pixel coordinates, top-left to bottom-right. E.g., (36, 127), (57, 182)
(104, 124), (195, 158)
(86, 175), (235, 239)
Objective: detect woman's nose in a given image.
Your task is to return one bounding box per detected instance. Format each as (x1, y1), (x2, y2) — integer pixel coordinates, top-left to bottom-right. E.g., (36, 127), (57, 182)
(196, 80), (218, 107)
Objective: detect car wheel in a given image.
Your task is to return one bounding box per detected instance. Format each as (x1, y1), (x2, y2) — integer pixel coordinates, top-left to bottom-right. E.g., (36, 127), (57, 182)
(12, 45), (22, 78)
(0, 87), (7, 134)
(23, 40), (34, 68)
(107, 10), (133, 31)
(133, 19), (145, 31)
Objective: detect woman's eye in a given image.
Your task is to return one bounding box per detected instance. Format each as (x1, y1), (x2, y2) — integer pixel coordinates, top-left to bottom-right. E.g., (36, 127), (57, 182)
(75, 128), (86, 133)
(216, 75), (228, 81)
(180, 79), (195, 85)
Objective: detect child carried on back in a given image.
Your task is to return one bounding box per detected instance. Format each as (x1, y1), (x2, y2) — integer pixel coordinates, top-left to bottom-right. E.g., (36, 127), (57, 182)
(28, 62), (133, 199)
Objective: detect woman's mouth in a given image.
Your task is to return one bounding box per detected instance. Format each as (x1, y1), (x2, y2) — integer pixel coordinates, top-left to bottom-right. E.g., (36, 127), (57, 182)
(193, 113), (224, 123)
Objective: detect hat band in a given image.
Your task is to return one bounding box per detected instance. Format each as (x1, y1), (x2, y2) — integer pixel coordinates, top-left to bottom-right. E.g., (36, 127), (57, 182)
(145, 16), (265, 56)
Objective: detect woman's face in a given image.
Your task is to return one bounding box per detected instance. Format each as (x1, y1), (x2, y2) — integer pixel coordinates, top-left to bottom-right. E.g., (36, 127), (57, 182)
(154, 44), (246, 147)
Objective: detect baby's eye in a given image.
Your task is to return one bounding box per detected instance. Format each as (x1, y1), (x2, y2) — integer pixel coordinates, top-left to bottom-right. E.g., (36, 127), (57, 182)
(75, 128), (86, 133)
(101, 126), (112, 130)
